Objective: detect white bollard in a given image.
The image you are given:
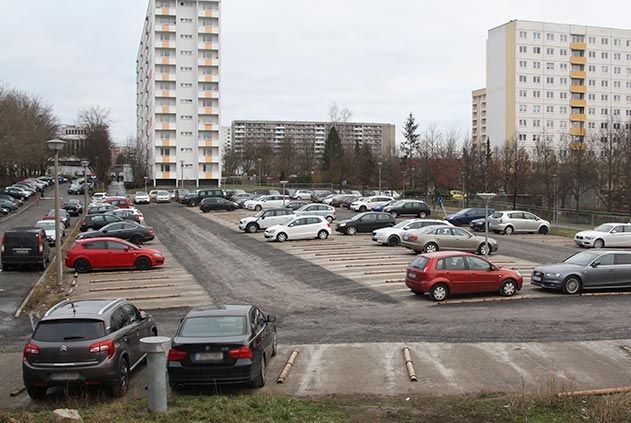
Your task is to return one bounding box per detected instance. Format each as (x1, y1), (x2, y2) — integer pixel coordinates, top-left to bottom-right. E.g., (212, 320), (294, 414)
(140, 336), (172, 413)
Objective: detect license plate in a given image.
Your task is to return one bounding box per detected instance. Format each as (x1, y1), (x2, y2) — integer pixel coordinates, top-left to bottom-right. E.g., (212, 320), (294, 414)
(533, 275), (541, 282)
(193, 352), (223, 362)
(50, 372), (81, 381)
(408, 272), (416, 278)
(13, 249), (30, 255)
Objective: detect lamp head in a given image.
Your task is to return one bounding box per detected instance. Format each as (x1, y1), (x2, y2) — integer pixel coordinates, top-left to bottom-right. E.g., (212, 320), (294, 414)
(47, 139), (66, 152)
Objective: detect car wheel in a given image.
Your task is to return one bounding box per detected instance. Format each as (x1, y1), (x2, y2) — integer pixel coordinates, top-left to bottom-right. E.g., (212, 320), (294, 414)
(255, 205), (262, 211)
(111, 358), (130, 397)
(202, 208), (209, 213)
(40, 256), (47, 270)
(130, 235), (143, 245)
(345, 226), (357, 236)
(74, 259), (91, 273)
(276, 232), (288, 242)
(25, 384), (47, 400)
(562, 276), (582, 295)
(325, 216), (333, 223)
(538, 226), (549, 235)
(317, 230), (329, 240)
(390, 211), (398, 219)
(419, 212), (427, 219)
(593, 238), (604, 249)
(271, 331), (278, 357)
(359, 206), (367, 212)
(429, 283), (448, 301)
(250, 355), (266, 388)
(478, 243), (491, 255)
(246, 223), (258, 234)
(423, 242), (439, 253)
(135, 256), (152, 270)
(500, 279), (517, 297)
(1, 264), (9, 272)
(387, 235), (400, 246)
(503, 225), (514, 235)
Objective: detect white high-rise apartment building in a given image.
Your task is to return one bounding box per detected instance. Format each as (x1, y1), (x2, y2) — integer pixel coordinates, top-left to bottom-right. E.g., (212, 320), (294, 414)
(471, 88), (487, 153)
(137, 0), (221, 187)
(486, 20), (631, 151)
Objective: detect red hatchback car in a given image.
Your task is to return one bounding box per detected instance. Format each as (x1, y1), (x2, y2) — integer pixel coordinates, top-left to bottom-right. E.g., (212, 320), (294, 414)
(405, 251), (523, 301)
(65, 237), (165, 273)
(102, 197), (132, 209)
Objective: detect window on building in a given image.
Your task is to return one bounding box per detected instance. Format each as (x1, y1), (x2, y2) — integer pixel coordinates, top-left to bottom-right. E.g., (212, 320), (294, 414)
(518, 134), (527, 141)
(560, 77), (568, 85)
(614, 53), (621, 60)
(559, 92), (568, 99)
(588, 36), (596, 44)
(519, 119), (526, 127)
(602, 37), (609, 45)
(159, 147), (171, 156)
(588, 93), (596, 100)
(588, 65), (596, 72)
(602, 66), (609, 73)
(159, 164), (171, 172)
(180, 50), (193, 56)
(546, 105), (554, 113)
(180, 34), (193, 39)
(533, 32), (541, 39)
(533, 61), (541, 69)
(601, 52), (609, 59)
(180, 131), (193, 136)
(180, 82), (193, 88)
(179, 66), (192, 71)
(546, 48), (554, 55)
(560, 63), (568, 70)
(560, 121), (568, 129)
(546, 76), (554, 84)
(602, 80), (609, 87)
(533, 105), (541, 113)
(519, 60), (527, 68)
(519, 90), (527, 97)
(614, 67), (621, 74)
(519, 75), (527, 83)
(533, 46), (541, 54)
(560, 34), (568, 42)
(588, 51), (596, 58)
(601, 109), (609, 115)
(519, 31), (527, 39)
(181, 115), (193, 120)
(546, 62), (554, 70)
(519, 45), (527, 53)
(533, 120), (541, 127)
(519, 104), (527, 112)
(546, 33), (554, 41)
(180, 99), (193, 103)
(180, 17), (193, 23)
(546, 91), (554, 98)
(533, 90), (541, 98)
(559, 49), (567, 56)
(546, 120), (554, 128)
(601, 94), (609, 101)
(533, 76), (541, 83)
(588, 107), (595, 115)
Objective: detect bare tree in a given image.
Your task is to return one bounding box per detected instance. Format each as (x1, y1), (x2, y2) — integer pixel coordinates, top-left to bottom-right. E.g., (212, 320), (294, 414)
(77, 106), (113, 183)
(499, 139), (532, 209)
(594, 120), (625, 211)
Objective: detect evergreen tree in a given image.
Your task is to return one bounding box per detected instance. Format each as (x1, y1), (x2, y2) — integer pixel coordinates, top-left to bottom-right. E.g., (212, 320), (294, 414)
(321, 126), (343, 172)
(400, 113), (420, 160)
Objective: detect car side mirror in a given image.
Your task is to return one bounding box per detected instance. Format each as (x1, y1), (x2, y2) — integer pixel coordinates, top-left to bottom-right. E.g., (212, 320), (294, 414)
(102, 230), (108, 233)
(591, 261), (600, 268)
(489, 265), (497, 271)
(260, 216), (265, 220)
(267, 314), (277, 322)
(403, 226), (410, 230)
(123, 247), (129, 252)
(140, 310), (148, 320)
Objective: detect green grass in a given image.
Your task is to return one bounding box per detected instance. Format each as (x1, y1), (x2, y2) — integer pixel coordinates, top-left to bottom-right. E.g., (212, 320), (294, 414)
(550, 227), (577, 239)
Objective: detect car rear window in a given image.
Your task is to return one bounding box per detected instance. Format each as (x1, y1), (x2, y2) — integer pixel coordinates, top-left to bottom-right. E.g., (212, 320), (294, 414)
(33, 319), (105, 342)
(179, 316), (246, 337)
(3, 232), (39, 248)
(491, 212), (503, 218)
(410, 256), (429, 269)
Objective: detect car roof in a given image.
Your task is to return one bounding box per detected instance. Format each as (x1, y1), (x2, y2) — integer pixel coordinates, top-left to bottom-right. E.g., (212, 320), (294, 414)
(422, 251), (477, 259)
(75, 236), (135, 244)
(41, 299), (125, 320)
(185, 304), (252, 318)
(5, 227), (44, 233)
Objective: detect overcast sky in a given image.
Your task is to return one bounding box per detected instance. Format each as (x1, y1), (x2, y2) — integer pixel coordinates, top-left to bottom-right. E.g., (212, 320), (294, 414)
(2, 1), (631, 145)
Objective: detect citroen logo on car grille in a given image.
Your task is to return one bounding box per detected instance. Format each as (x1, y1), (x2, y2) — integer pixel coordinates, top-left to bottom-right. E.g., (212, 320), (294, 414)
(60, 345), (68, 352)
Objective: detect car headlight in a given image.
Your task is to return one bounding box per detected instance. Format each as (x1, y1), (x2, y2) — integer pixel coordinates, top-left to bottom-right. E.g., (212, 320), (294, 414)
(267, 229), (276, 234)
(339, 223), (346, 227)
(152, 253), (163, 257)
(584, 236), (594, 240)
(545, 272), (561, 279)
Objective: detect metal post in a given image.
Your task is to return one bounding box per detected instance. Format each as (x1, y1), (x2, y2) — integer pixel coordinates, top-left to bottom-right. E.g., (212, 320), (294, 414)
(280, 180), (288, 206)
(180, 160), (184, 189)
(81, 160), (89, 215)
(378, 161), (382, 194)
(144, 176), (148, 193)
(484, 198), (489, 256)
(140, 336), (172, 413)
(53, 152), (63, 288)
(258, 159), (262, 187)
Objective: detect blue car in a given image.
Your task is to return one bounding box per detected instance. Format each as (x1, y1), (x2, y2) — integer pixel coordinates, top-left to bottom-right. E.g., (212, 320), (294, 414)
(373, 201), (394, 212)
(445, 208), (495, 226)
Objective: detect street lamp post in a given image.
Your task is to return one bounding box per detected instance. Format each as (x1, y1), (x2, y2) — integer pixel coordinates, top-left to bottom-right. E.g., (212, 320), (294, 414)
(552, 173), (558, 227)
(179, 160), (185, 189)
(47, 139), (66, 290)
(476, 192), (497, 256)
(257, 158), (262, 187)
(377, 161), (382, 194)
(80, 160), (89, 214)
(280, 180), (289, 206)
(144, 176), (149, 194)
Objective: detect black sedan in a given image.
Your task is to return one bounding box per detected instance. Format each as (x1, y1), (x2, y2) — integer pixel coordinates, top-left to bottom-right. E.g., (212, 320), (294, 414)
(76, 221), (154, 245)
(200, 197), (239, 212)
(445, 208), (495, 226)
(80, 213), (124, 232)
(62, 199), (83, 216)
(0, 194), (22, 206)
(383, 200), (431, 219)
(335, 212), (395, 235)
(0, 198), (18, 212)
(167, 305), (277, 389)
(87, 204), (118, 215)
(284, 201), (309, 211)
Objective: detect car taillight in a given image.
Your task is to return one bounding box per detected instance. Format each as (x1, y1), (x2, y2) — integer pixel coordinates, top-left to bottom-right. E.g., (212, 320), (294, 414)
(408, 235), (418, 241)
(1, 234), (4, 253)
(37, 234), (43, 254)
(23, 343), (40, 361)
(228, 346), (253, 360)
(89, 339), (116, 358)
(167, 348), (188, 361)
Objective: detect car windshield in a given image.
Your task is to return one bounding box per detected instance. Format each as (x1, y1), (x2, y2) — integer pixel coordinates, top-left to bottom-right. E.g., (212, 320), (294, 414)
(35, 221), (56, 230)
(391, 200), (406, 207)
(393, 220), (415, 229)
(594, 224), (614, 232)
(33, 319), (106, 342)
(253, 210), (266, 218)
(410, 256), (430, 269)
(136, 192), (147, 196)
(157, 190), (169, 195)
(455, 208), (472, 216)
(563, 251), (601, 266)
(179, 316), (246, 337)
(491, 212), (503, 218)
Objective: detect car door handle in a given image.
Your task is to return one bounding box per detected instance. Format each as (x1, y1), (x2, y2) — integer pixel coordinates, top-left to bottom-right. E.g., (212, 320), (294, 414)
(123, 337), (129, 343)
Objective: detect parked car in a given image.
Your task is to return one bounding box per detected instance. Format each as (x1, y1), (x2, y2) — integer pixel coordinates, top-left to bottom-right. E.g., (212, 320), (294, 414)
(102, 196), (132, 209)
(234, 194), (258, 208)
(372, 219), (452, 246)
(62, 199), (83, 216)
(445, 208), (495, 226)
(155, 190), (171, 203)
(4, 186), (31, 199)
(92, 192), (108, 202)
(0, 198), (18, 212)
(574, 223), (631, 248)
(80, 214), (124, 232)
(181, 192), (198, 205)
(372, 200), (394, 212)
(405, 252), (523, 301)
(225, 189), (246, 201)
(0, 207), (8, 215)
(335, 212), (395, 235)
(284, 201), (310, 211)
(488, 211), (550, 235)
(22, 298), (157, 399)
(330, 194), (358, 208)
(383, 200), (432, 219)
(76, 222), (154, 245)
(310, 190), (334, 203)
(350, 196), (394, 212)
(200, 197), (239, 212)
(133, 191), (150, 204)
(34, 220), (65, 246)
(105, 208), (144, 224)
(321, 194), (337, 205)
(186, 189), (226, 207)
(87, 204), (119, 215)
(172, 189), (190, 203)
(148, 190), (158, 202)
(0, 194), (22, 206)
(294, 203), (336, 223)
(264, 216), (331, 242)
(244, 195), (291, 211)
(231, 193), (253, 206)
(290, 189), (313, 200)
(42, 208), (70, 228)
(65, 237), (165, 273)
(238, 208), (294, 233)
(400, 225), (497, 255)
(1, 227), (51, 271)
(167, 305), (276, 389)
(469, 217), (489, 232)
(532, 250), (631, 294)
(340, 196), (360, 209)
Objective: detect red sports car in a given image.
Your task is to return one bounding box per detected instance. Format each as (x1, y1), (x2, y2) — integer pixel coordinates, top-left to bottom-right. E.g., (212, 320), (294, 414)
(405, 251), (523, 301)
(65, 237), (165, 273)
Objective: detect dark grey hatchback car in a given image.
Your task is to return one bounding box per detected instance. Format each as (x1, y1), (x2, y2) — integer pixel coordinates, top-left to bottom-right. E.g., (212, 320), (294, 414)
(22, 299), (157, 399)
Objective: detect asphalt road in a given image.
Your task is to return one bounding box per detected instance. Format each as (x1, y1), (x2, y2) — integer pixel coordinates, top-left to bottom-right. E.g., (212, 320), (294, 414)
(142, 204), (631, 345)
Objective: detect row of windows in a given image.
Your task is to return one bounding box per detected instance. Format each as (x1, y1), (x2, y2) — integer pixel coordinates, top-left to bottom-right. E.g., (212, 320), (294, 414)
(518, 31), (631, 47)
(518, 89), (631, 103)
(158, 164), (217, 172)
(519, 46), (631, 61)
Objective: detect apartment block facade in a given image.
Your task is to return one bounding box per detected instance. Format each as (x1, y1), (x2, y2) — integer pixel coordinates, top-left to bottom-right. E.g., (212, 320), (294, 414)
(57, 125), (88, 158)
(486, 20), (631, 151)
(230, 120), (396, 158)
(136, 0), (221, 187)
(471, 88), (487, 152)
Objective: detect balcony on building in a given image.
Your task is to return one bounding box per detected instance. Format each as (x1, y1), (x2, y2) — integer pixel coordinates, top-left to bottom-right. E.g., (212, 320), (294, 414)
(156, 7), (176, 16)
(156, 156), (177, 163)
(198, 139), (219, 147)
(198, 42), (219, 51)
(156, 89), (176, 98)
(198, 26), (219, 34)
(198, 9), (219, 18)
(199, 107), (217, 115)
(569, 127), (587, 137)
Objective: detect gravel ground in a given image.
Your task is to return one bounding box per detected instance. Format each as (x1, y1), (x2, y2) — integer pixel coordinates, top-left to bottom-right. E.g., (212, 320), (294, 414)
(142, 205), (631, 344)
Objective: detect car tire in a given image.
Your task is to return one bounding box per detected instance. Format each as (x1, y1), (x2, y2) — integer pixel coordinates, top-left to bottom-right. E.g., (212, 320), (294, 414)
(74, 259), (91, 273)
(538, 226), (549, 235)
(423, 242), (439, 253)
(325, 216), (333, 223)
(317, 230), (329, 240)
(130, 235), (143, 246)
(478, 243), (491, 255)
(246, 223), (258, 234)
(562, 276), (582, 295)
(593, 238), (604, 249)
(1, 264), (9, 272)
(255, 205), (262, 211)
(387, 235), (400, 246)
(390, 211), (398, 219)
(504, 225), (514, 235)
(419, 212), (427, 219)
(111, 358), (130, 398)
(429, 283), (448, 301)
(499, 279), (517, 297)
(202, 208), (209, 213)
(25, 384), (47, 400)
(135, 256), (152, 271)
(359, 206), (367, 212)
(276, 232), (288, 242)
(250, 355), (266, 388)
(345, 226), (357, 236)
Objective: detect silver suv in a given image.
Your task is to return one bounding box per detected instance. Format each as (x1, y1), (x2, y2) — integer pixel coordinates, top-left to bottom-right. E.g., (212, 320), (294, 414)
(488, 211), (550, 235)
(22, 299), (156, 399)
(294, 204), (336, 222)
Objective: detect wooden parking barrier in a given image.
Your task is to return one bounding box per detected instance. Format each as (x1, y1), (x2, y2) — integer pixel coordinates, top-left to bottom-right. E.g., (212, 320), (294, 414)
(436, 296), (530, 305)
(556, 386), (631, 398)
(619, 345), (631, 355)
(10, 386), (25, 397)
(328, 256), (396, 262)
(402, 347), (418, 382)
(277, 349), (299, 384)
